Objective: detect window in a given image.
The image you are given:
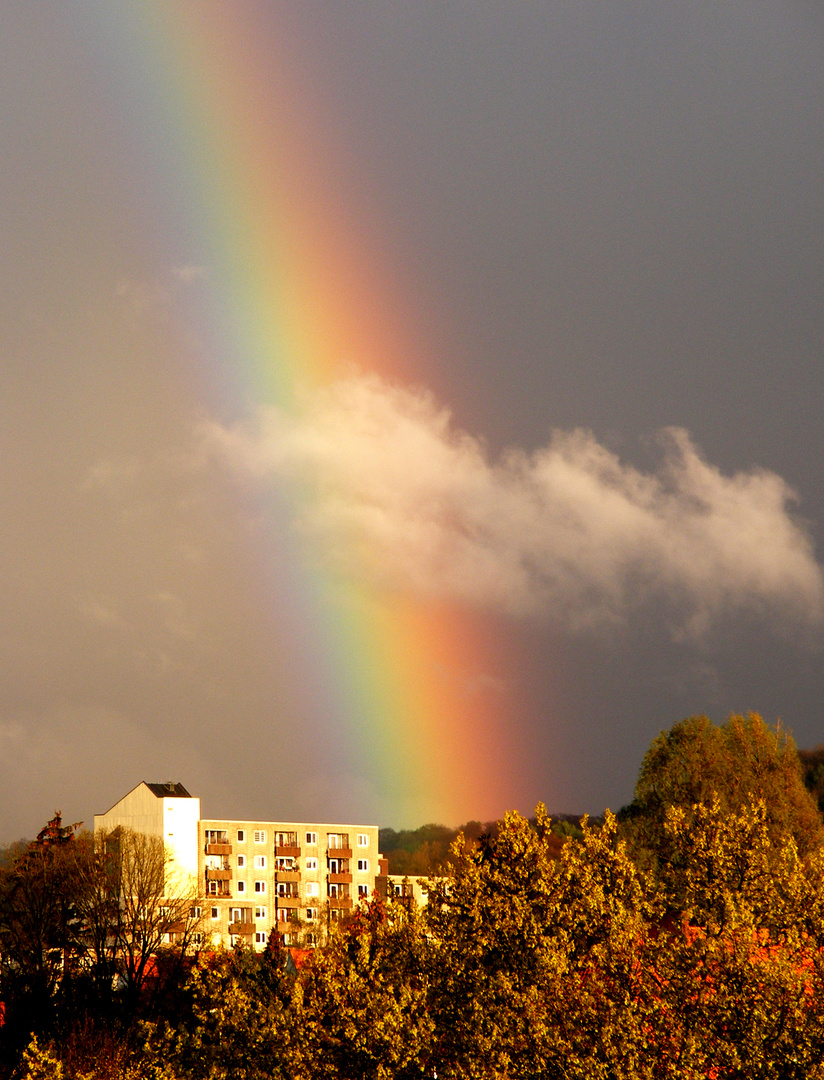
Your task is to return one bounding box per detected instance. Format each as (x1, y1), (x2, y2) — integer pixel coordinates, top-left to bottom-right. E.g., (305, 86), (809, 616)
(237, 829), (245, 842)
(231, 908), (242, 922)
(192, 932), (203, 945)
(306, 932), (317, 945)
(358, 884), (369, 899)
(255, 932), (267, 944)
(190, 906), (202, 918)
(328, 882), (339, 898)
(254, 880), (266, 894)
(254, 830), (267, 843)
(275, 856), (294, 871)
(357, 859), (369, 872)
(328, 833), (344, 849)
(305, 907), (318, 921)
(328, 858), (340, 874)
(211, 907), (219, 920)
(237, 854), (245, 868)
(357, 834), (369, 847)
(205, 829), (228, 844)
(305, 857), (318, 871)
(305, 882), (319, 897)
(305, 831), (317, 845)
(255, 906), (267, 921)
(237, 881), (246, 894)
(254, 854), (267, 869)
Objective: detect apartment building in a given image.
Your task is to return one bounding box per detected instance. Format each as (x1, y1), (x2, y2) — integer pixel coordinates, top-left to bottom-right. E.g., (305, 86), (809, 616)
(95, 781), (388, 950)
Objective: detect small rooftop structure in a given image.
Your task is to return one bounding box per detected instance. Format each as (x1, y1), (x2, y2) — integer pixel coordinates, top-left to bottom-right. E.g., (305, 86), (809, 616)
(145, 782), (192, 799)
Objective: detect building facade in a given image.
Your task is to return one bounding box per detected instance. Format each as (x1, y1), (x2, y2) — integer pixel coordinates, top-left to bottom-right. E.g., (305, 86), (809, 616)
(95, 782), (388, 950)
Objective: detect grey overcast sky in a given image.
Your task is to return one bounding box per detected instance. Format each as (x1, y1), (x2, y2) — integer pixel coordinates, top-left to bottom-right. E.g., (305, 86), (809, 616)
(2, 2), (824, 840)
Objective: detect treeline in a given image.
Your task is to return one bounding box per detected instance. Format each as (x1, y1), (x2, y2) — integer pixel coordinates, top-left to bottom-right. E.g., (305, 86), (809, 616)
(380, 815), (586, 876)
(4, 712), (824, 1078)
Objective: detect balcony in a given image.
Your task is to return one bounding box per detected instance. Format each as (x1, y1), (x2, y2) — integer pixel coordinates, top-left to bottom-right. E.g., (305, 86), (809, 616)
(205, 843), (232, 856)
(205, 868), (232, 881)
(327, 846), (352, 859)
(331, 897), (353, 911)
(327, 872), (353, 884)
(275, 870), (301, 883)
(228, 921), (254, 935)
(275, 895), (300, 909)
(274, 845), (301, 859)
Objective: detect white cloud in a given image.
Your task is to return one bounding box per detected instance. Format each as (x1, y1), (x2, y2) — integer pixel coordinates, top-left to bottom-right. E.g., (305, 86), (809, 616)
(200, 374), (824, 637)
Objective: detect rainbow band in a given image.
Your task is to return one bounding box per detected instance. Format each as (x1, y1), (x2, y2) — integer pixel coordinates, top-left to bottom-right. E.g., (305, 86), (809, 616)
(91, 3), (519, 824)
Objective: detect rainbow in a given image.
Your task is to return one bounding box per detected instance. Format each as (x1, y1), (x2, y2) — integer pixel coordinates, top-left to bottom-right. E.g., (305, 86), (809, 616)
(92, 5), (521, 825)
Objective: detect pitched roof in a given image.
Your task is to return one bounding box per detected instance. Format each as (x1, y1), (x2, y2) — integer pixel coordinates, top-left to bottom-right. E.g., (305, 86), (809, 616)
(144, 781), (192, 799)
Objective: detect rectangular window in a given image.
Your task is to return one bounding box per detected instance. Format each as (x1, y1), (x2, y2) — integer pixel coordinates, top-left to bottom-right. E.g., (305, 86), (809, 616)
(254, 830), (267, 843)
(231, 908), (242, 922)
(305, 857), (318, 871)
(358, 884), (369, 899)
(211, 907), (219, 920)
(328, 882), (339, 898)
(305, 882), (319, 897)
(237, 829), (245, 842)
(254, 880), (266, 894)
(328, 858), (340, 874)
(305, 907), (318, 921)
(192, 932), (203, 945)
(237, 854), (245, 868)
(255, 906), (267, 921)
(237, 881), (246, 894)
(190, 906), (202, 918)
(254, 854), (267, 869)
(275, 856), (294, 871)
(255, 932), (266, 944)
(357, 859), (369, 872)
(305, 830), (317, 845)
(357, 834), (369, 847)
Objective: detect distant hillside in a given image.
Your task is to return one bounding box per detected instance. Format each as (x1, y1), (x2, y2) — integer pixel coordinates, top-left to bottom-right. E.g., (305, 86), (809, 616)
(379, 813), (587, 876)
(799, 744), (824, 815)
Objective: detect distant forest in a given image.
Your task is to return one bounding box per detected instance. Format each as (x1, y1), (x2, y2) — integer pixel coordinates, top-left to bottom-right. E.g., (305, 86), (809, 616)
(380, 815), (592, 876)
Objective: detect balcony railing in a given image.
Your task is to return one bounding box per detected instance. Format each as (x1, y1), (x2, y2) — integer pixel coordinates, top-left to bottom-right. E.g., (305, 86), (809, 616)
(275, 895), (300, 909)
(205, 868), (232, 881)
(274, 845), (301, 859)
(327, 846), (352, 859)
(205, 843), (232, 856)
(328, 872), (353, 884)
(275, 870), (301, 882)
(228, 920), (254, 935)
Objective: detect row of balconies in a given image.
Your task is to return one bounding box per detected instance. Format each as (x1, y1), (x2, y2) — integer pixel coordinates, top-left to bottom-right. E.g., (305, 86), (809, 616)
(205, 842), (357, 859)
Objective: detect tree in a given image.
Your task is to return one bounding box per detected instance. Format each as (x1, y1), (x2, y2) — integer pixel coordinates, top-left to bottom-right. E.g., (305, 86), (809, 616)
(102, 828), (204, 1002)
(622, 713), (824, 871)
(0, 813), (82, 1042)
(292, 893), (435, 1080)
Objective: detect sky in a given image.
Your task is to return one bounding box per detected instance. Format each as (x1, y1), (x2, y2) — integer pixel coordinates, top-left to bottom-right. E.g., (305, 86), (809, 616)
(2, 2), (824, 841)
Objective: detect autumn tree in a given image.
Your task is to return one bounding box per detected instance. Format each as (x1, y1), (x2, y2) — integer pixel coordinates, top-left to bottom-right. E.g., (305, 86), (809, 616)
(0, 813), (81, 1043)
(291, 893), (435, 1080)
(622, 713), (824, 873)
(102, 827), (204, 1002)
